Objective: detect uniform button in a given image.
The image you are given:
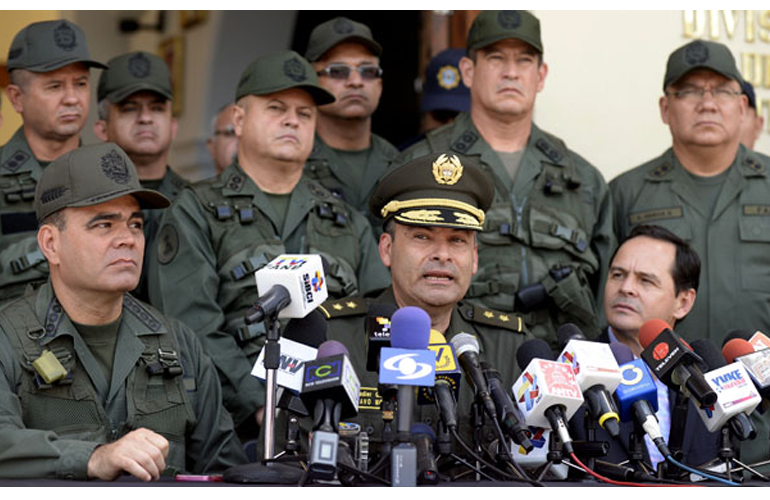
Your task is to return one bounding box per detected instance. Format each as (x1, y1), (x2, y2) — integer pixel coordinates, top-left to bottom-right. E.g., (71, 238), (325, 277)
(424, 417), (432, 425)
(365, 426), (374, 435)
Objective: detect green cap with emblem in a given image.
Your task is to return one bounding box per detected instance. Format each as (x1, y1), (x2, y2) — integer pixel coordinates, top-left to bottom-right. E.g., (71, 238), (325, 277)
(34, 143), (170, 222)
(467, 10), (542, 54)
(7, 19), (106, 72)
(305, 17), (382, 62)
(663, 40), (742, 90)
(235, 50), (335, 105)
(369, 153), (495, 231)
(97, 51), (173, 103)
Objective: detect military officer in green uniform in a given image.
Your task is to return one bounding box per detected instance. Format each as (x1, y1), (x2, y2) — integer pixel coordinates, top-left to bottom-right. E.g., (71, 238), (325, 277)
(303, 17), (398, 218)
(148, 50), (389, 442)
(0, 143), (246, 481)
(0, 20), (106, 304)
(611, 40), (770, 467)
(397, 11), (614, 345)
(284, 153), (532, 461)
(93, 51), (188, 303)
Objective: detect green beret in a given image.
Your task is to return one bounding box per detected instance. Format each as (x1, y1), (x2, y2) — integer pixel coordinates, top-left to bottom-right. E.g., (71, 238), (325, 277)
(663, 40), (742, 90)
(305, 17), (382, 62)
(235, 50), (334, 105)
(370, 153), (495, 232)
(98, 51), (173, 103)
(467, 10), (543, 54)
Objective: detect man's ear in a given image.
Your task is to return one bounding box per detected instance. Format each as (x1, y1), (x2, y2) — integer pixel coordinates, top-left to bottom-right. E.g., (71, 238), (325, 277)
(37, 223), (61, 266)
(673, 288), (696, 322)
(93, 119), (110, 142)
(378, 232), (393, 269)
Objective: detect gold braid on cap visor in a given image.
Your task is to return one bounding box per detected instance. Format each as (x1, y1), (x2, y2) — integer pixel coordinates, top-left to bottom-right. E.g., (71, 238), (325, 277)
(381, 198), (485, 226)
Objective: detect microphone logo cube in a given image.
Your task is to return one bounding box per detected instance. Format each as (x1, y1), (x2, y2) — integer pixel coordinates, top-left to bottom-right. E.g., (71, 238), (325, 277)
(699, 363), (760, 431)
(256, 254), (328, 318)
(512, 359), (584, 428)
(379, 347), (436, 386)
(558, 340), (621, 393)
(615, 359), (658, 421)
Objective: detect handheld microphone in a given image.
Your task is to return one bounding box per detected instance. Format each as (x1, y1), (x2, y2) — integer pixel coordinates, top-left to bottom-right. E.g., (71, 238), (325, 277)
(723, 338), (770, 403)
(639, 319), (717, 407)
(449, 333), (498, 420)
(411, 423), (439, 484)
(301, 340), (361, 480)
(610, 342), (670, 457)
(379, 307), (435, 442)
(513, 339), (584, 455)
(556, 323), (622, 438)
(690, 339), (759, 439)
(365, 304), (397, 372)
(417, 331), (461, 432)
(481, 360), (533, 452)
(251, 309), (327, 392)
(245, 254), (328, 324)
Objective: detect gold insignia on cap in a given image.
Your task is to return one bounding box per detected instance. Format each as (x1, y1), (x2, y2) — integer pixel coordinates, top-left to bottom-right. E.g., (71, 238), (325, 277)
(454, 211), (480, 228)
(432, 154), (463, 185)
(399, 209), (444, 223)
(437, 65), (460, 90)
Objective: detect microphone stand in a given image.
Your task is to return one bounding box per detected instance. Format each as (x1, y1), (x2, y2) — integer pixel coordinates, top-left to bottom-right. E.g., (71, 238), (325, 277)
(701, 424), (769, 482)
(535, 428), (564, 481)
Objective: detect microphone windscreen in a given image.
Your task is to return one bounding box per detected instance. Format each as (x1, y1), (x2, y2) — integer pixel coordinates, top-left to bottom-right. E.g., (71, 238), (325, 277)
(639, 319), (671, 348)
(516, 338), (554, 369)
(609, 341), (635, 365)
(449, 332), (480, 358)
(556, 323), (585, 350)
(429, 329), (445, 345)
(410, 422), (436, 440)
(690, 338), (726, 370)
(283, 309), (328, 348)
(317, 340), (349, 358)
(390, 306), (431, 349)
(722, 338), (756, 364)
(723, 329), (752, 346)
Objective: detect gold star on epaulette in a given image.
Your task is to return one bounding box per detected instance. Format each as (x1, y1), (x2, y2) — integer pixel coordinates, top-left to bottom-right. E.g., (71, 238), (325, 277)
(484, 311), (495, 318)
(346, 301), (358, 309)
(333, 304), (343, 311)
(499, 314), (510, 322)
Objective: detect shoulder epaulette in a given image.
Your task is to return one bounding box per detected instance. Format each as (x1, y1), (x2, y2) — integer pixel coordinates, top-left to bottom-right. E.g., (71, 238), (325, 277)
(318, 297), (368, 319)
(461, 304), (524, 333)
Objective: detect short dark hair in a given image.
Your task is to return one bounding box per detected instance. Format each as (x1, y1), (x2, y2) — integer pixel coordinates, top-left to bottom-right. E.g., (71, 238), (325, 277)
(40, 209), (66, 231)
(612, 224), (700, 295)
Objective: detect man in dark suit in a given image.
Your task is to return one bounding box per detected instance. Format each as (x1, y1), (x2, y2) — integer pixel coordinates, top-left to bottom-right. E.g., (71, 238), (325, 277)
(571, 224), (719, 471)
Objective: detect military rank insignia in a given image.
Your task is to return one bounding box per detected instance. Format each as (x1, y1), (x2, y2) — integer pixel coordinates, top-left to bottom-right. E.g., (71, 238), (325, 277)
(432, 154), (463, 186)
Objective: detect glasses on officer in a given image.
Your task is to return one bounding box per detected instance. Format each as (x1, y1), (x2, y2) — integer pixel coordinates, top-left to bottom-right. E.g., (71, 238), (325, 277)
(316, 63), (383, 80)
(665, 85), (743, 104)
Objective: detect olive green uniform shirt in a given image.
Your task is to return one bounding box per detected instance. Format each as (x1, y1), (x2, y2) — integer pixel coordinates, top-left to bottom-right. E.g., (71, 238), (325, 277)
(264, 287), (532, 459)
(397, 113), (615, 345)
(304, 133), (398, 219)
(148, 162), (389, 427)
(610, 145), (770, 466)
(0, 281), (247, 479)
(0, 128), (54, 304)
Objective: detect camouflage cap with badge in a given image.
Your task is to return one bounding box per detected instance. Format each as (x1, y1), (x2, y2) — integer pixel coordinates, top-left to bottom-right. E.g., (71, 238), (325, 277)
(98, 51), (173, 103)
(235, 50), (334, 105)
(34, 143), (169, 222)
(305, 16), (382, 62)
(663, 40), (743, 90)
(7, 19), (106, 72)
(369, 153), (494, 232)
(467, 10), (542, 54)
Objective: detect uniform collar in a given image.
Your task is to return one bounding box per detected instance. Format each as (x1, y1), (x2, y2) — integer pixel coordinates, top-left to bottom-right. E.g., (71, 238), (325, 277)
(0, 127), (42, 179)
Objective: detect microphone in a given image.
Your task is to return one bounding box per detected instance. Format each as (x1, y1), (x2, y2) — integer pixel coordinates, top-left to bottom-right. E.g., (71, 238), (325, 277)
(411, 423), (439, 484)
(245, 254), (328, 324)
(639, 319), (717, 407)
(301, 340), (361, 480)
(365, 303), (397, 372)
(417, 331), (461, 432)
(690, 339), (759, 439)
(513, 339), (584, 455)
(556, 323), (622, 438)
(723, 337), (770, 408)
(481, 360), (533, 452)
(251, 309), (327, 392)
(449, 333), (498, 420)
(610, 342), (670, 458)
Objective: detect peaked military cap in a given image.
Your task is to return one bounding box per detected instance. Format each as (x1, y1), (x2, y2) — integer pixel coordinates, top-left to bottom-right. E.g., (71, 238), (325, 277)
(235, 50), (335, 105)
(98, 51), (173, 103)
(35, 143), (170, 222)
(663, 40), (742, 90)
(7, 20), (106, 72)
(305, 17), (382, 62)
(467, 10), (543, 54)
(370, 153), (494, 231)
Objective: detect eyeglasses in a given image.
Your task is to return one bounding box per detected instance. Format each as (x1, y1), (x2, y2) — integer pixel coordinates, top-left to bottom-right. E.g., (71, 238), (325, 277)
(316, 64), (383, 80)
(665, 86), (743, 103)
(214, 127), (236, 138)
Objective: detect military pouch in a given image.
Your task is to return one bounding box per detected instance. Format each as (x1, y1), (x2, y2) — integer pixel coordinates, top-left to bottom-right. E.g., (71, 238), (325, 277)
(32, 349), (68, 384)
(514, 266), (573, 314)
(542, 268), (598, 329)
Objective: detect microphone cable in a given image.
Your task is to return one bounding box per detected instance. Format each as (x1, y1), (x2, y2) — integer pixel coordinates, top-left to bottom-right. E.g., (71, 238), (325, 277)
(664, 454), (742, 487)
(487, 412), (544, 487)
(569, 453), (703, 487)
(450, 428), (544, 486)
